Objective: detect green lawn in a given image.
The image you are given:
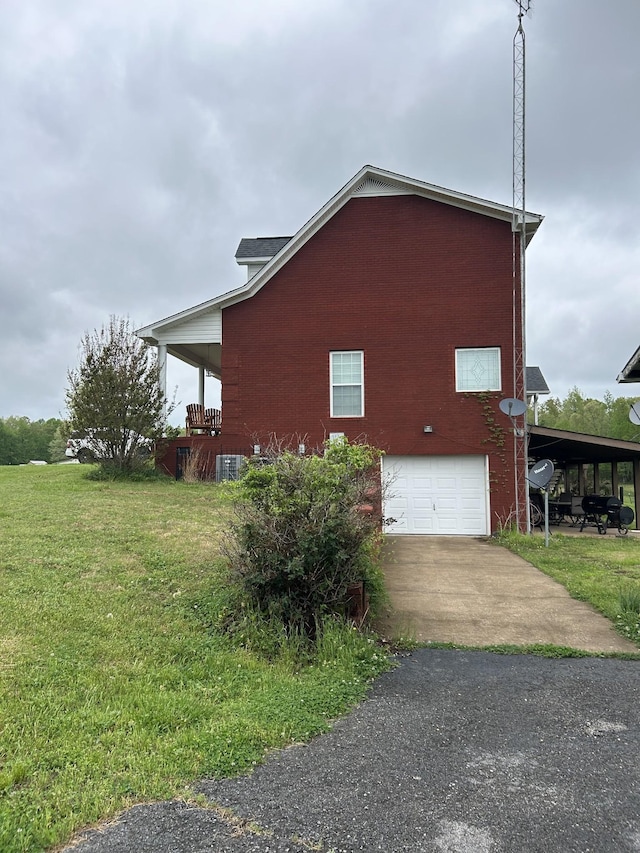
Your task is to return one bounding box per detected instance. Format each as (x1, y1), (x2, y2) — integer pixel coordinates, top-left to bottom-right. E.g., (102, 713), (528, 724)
(4, 465), (639, 851)
(0, 465), (388, 852)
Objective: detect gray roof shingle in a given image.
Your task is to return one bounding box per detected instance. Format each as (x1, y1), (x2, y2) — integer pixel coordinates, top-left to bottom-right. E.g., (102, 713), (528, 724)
(526, 366), (550, 394)
(235, 237), (292, 261)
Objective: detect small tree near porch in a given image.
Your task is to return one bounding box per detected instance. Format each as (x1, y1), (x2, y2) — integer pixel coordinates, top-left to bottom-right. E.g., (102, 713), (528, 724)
(66, 316), (171, 474)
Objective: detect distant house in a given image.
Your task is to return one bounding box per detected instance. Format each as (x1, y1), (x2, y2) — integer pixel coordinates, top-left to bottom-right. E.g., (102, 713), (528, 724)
(526, 366), (550, 424)
(138, 165), (544, 534)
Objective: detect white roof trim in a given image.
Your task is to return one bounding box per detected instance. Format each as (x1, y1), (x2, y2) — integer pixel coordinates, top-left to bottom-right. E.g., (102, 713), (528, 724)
(136, 300), (222, 342)
(237, 256), (274, 264)
(617, 344), (640, 383)
(138, 165), (544, 337)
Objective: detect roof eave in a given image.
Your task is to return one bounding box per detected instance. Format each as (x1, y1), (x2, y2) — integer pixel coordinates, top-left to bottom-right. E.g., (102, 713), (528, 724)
(137, 164), (546, 333)
(617, 345), (640, 383)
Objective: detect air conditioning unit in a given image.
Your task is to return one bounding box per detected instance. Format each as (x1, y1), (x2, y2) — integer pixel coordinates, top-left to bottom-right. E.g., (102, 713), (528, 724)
(216, 454), (245, 482)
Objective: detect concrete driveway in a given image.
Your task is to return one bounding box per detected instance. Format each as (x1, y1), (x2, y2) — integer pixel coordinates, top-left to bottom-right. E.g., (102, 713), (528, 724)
(376, 535), (637, 653)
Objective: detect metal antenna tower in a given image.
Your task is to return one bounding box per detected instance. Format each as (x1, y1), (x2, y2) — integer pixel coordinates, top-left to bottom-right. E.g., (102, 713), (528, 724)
(512, 0), (532, 532)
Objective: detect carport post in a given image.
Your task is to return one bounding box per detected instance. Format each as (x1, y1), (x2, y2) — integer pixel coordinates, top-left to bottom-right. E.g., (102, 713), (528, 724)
(634, 459), (640, 530)
(578, 464), (586, 495)
(612, 463), (620, 499)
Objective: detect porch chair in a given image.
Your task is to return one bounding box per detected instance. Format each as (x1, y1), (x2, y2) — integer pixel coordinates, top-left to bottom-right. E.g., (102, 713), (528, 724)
(185, 403), (211, 435)
(204, 408), (222, 435)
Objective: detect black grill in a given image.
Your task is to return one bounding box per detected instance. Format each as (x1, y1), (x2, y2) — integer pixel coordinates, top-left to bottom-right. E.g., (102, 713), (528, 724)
(580, 495), (635, 535)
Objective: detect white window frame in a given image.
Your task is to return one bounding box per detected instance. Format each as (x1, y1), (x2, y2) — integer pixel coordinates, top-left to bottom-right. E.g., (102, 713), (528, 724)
(330, 351), (364, 417)
(455, 347), (502, 392)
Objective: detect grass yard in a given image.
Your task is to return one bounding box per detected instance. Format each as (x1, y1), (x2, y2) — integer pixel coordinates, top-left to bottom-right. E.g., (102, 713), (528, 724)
(0, 465), (389, 853)
(497, 528), (640, 646)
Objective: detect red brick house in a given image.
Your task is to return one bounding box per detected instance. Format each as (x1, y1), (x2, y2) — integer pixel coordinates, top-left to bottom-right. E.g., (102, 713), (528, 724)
(138, 166), (543, 534)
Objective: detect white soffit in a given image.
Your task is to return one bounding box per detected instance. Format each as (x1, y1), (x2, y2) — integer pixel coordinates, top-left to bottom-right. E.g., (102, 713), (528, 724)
(353, 177), (413, 197)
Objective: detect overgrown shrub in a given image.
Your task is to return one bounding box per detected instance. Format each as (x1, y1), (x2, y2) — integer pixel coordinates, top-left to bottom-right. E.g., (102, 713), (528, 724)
(225, 438), (386, 638)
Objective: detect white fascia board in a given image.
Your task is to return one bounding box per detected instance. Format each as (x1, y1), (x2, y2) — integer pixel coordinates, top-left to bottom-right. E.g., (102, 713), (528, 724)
(617, 344), (640, 383)
(236, 255), (273, 264)
(215, 168), (373, 309)
(135, 300), (225, 342)
(137, 165), (545, 329)
(217, 165), (543, 309)
(361, 166), (543, 229)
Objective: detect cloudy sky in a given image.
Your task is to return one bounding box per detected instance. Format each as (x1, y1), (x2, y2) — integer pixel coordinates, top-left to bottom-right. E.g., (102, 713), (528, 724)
(1, 0), (639, 424)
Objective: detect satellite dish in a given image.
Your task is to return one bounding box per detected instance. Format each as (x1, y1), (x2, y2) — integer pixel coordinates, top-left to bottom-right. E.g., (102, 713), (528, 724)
(629, 402), (640, 426)
(499, 397), (527, 417)
(527, 458), (555, 490)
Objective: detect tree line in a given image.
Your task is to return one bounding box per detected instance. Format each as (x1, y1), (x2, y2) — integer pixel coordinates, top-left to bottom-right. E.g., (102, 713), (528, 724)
(0, 417), (66, 465)
(535, 387), (640, 441)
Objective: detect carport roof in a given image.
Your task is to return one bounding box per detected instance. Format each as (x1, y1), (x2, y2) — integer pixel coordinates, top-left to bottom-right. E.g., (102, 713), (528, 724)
(528, 425), (640, 464)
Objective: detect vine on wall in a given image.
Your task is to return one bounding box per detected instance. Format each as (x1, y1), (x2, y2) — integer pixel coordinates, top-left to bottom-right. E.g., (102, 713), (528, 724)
(464, 391), (509, 492)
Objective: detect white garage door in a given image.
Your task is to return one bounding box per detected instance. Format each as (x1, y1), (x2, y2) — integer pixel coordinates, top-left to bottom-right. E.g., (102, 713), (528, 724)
(382, 455), (489, 535)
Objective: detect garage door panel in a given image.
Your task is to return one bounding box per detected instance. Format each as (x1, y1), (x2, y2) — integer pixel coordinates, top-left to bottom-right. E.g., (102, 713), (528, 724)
(413, 497), (433, 509)
(383, 455), (488, 535)
(435, 476), (457, 491)
(412, 516), (435, 532)
(410, 479), (433, 492)
(438, 498), (457, 511)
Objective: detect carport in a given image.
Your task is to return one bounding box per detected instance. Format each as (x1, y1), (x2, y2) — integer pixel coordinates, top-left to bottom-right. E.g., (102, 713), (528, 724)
(528, 425), (640, 528)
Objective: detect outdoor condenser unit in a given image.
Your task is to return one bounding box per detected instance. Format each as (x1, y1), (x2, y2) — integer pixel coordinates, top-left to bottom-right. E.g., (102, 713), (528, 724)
(215, 454), (245, 482)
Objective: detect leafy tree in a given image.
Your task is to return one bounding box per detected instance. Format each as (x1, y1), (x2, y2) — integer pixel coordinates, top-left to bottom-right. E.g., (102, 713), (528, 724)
(66, 316), (171, 474)
(537, 387), (640, 440)
(0, 417), (62, 464)
(48, 425), (69, 463)
(226, 438), (385, 638)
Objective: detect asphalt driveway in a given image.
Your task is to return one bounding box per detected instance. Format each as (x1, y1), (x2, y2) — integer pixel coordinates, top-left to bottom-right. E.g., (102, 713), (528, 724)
(63, 536), (640, 852)
(64, 650), (640, 852)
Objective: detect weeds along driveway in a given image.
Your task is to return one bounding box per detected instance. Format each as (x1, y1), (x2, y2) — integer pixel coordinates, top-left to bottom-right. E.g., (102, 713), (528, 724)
(66, 649), (640, 853)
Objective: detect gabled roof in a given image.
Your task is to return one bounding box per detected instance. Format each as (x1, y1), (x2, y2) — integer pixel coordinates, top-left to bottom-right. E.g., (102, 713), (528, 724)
(617, 345), (640, 383)
(138, 164), (544, 339)
(526, 366), (550, 395)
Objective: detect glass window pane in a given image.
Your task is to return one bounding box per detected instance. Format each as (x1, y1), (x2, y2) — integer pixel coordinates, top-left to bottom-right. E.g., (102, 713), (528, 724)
(333, 386), (362, 416)
(331, 351), (363, 416)
(332, 352), (362, 384)
(456, 348), (501, 391)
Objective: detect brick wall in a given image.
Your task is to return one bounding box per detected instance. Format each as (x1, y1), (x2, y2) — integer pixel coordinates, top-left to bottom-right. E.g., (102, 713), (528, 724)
(221, 194), (522, 517)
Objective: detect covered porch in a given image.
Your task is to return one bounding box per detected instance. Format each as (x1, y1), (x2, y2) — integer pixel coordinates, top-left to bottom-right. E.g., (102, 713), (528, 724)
(136, 302), (224, 420)
(528, 425), (640, 529)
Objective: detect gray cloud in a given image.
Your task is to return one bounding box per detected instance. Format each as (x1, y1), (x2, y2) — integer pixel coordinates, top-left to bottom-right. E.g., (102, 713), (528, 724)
(1, 0), (639, 422)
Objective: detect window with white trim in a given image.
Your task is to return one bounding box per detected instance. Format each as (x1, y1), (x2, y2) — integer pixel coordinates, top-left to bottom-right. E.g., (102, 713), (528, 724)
(330, 351), (364, 417)
(456, 347), (501, 392)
